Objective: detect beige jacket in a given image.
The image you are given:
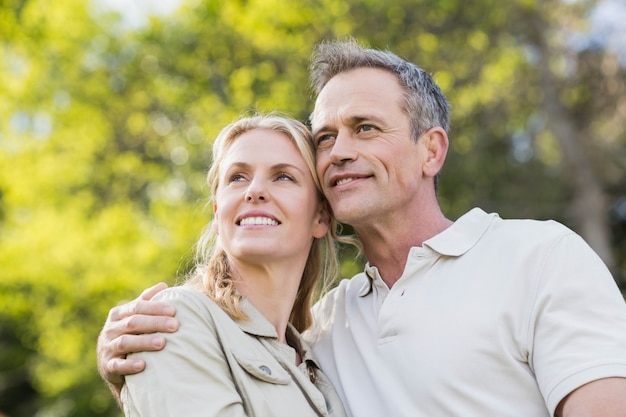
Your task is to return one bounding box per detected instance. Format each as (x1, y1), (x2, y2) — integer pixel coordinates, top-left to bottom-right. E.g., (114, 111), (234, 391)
(122, 286), (347, 417)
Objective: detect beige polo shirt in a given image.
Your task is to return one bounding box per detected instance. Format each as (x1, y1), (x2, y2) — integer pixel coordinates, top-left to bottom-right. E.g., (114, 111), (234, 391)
(305, 208), (626, 417)
(122, 286), (346, 417)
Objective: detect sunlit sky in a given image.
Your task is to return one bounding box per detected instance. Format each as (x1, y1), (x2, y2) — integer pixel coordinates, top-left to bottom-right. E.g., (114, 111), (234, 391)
(93, 0), (184, 28)
(587, 0), (626, 65)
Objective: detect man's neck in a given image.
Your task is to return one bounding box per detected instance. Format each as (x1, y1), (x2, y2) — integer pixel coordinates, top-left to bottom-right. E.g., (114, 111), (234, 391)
(356, 211), (453, 288)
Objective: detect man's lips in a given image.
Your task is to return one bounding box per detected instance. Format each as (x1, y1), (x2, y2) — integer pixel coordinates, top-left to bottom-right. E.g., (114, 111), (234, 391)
(336, 177), (357, 186)
(329, 174), (369, 187)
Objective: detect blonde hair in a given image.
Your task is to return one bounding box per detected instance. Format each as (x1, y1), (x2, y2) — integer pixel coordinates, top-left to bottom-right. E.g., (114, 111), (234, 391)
(186, 112), (350, 332)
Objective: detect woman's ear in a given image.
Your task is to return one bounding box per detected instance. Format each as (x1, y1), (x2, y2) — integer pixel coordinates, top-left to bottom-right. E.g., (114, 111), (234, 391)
(212, 204), (219, 234)
(421, 127), (449, 178)
(312, 201), (331, 239)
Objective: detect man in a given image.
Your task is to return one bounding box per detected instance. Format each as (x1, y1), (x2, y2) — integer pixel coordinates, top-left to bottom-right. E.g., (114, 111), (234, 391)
(98, 39), (626, 416)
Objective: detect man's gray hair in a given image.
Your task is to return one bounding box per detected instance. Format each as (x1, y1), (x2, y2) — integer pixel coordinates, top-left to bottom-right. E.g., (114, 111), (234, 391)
(309, 38), (451, 141)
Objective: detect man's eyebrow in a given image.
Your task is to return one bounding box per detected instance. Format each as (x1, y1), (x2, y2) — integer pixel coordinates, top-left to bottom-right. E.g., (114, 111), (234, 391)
(312, 115), (381, 137)
(311, 125), (330, 138)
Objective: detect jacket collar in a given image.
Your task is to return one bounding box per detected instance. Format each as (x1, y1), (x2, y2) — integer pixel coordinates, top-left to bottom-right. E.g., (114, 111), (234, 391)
(235, 298), (319, 366)
(236, 298), (279, 338)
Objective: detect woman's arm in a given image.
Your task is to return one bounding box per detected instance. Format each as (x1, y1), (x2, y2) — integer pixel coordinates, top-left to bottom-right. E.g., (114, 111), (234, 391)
(122, 287), (246, 417)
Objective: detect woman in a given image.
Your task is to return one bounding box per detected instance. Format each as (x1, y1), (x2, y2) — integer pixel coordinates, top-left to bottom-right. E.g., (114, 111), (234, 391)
(121, 114), (348, 417)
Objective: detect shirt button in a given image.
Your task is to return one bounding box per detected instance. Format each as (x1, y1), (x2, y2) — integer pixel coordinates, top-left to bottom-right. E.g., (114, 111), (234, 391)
(259, 365), (272, 375)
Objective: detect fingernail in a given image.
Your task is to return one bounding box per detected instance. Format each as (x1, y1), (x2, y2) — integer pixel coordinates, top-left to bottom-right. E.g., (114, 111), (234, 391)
(163, 306), (175, 315)
(165, 318), (178, 331)
(132, 361), (144, 371)
(152, 336), (165, 348)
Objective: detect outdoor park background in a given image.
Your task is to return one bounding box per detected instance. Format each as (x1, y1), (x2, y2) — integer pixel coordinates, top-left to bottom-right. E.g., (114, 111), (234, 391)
(1, 0), (625, 415)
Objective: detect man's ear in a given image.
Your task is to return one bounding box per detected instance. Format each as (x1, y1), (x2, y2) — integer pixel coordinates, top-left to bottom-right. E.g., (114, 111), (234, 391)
(421, 127), (449, 178)
(312, 201), (331, 239)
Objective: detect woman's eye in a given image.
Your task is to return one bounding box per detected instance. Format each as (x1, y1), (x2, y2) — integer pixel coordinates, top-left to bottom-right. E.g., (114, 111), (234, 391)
(276, 173), (294, 181)
(229, 174), (246, 182)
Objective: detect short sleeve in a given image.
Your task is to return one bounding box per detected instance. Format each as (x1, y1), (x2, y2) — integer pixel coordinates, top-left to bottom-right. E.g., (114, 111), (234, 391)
(529, 233), (626, 415)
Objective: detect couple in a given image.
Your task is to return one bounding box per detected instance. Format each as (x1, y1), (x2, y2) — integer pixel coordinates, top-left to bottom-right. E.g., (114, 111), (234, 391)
(99, 39), (626, 416)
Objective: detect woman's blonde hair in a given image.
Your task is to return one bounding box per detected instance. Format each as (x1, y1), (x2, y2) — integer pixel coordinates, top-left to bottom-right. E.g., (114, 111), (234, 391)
(186, 112), (351, 332)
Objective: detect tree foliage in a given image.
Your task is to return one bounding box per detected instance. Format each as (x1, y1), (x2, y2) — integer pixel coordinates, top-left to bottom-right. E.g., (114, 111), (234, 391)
(1, 0), (624, 415)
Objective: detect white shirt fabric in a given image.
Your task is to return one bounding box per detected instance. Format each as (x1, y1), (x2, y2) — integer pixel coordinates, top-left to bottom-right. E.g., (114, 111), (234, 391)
(304, 208), (626, 417)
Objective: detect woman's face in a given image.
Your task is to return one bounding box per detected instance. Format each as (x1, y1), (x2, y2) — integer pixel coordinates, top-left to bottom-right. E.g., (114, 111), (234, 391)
(214, 128), (329, 265)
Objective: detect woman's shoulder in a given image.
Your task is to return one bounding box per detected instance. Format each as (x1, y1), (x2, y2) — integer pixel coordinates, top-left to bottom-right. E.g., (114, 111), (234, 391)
(152, 285), (229, 323)
(153, 285), (208, 304)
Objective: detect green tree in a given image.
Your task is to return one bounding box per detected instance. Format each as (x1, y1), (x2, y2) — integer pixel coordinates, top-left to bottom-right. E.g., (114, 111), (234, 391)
(1, 0), (623, 415)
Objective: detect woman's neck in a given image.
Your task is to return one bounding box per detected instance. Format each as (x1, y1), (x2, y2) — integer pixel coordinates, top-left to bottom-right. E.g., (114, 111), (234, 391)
(230, 259), (303, 343)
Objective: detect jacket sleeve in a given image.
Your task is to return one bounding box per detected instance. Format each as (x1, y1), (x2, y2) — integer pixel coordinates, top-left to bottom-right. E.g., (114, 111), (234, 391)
(121, 287), (248, 417)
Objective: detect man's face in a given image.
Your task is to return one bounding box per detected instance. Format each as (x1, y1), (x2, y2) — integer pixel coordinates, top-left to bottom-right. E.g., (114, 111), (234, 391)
(310, 67), (429, 228)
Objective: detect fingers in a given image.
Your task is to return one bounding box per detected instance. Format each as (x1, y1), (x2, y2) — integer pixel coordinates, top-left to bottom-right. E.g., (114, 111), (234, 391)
(108, 284), (175, 323)
(108, 299), (177, 322)
(96, 336), (151, 396)
(103, 307), (179, 351)
(96, 283), (179, 388)
(119, 314), (179, 337)
(108, 356), (146, 377)
(139, 281), (169, 301)
(97, 320), (174, 386)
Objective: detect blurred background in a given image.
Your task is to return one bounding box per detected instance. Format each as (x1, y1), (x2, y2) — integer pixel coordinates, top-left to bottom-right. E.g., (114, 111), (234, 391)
(1, 0), (625, 415)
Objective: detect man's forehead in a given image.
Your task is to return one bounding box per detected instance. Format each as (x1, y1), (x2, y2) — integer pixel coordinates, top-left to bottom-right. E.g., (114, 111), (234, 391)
(311, 101), (383, 131)
(311, 68), (402, 129)
(310, 90), (353, 129)
(310, 106), (343, 133)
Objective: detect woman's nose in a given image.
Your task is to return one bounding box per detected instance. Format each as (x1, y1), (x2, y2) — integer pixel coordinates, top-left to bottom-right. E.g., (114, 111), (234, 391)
(244, 181), (267, 202)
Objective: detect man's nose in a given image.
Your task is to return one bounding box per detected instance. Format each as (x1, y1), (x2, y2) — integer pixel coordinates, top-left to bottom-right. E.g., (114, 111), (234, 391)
(329, 130), (357, 164)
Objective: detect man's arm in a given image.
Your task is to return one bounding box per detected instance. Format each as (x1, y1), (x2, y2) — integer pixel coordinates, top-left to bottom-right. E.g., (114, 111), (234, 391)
(556, 377), (626, 417)
(96, 282), (179, 405)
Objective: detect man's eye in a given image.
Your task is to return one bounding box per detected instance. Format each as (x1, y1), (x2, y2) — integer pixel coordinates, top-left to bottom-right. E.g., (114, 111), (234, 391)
(358, 124), (375, 133)
(316, 134), (335, 148)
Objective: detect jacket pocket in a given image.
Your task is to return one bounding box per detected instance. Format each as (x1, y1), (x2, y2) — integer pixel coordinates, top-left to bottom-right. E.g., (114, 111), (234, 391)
(232, 352), (291, 385)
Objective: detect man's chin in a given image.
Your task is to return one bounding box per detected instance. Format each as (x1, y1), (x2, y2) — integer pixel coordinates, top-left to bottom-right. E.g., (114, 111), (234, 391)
(331, 204), (363, 225)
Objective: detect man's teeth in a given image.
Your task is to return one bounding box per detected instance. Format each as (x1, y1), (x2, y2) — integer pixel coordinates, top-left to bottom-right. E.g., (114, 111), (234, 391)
(240, 217), (279, 226)
(336, 177), (355, 185)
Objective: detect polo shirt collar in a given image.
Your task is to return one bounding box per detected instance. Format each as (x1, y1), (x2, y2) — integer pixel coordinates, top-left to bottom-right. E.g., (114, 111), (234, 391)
(360, 207), (497, 295)
(423, 207), (497, 256)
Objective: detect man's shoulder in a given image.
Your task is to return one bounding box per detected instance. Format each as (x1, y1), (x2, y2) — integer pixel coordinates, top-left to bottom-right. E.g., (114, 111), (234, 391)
(491, 215), (576, 243)
(330, 272), (369, 296)
(315, 272), (368, 308)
